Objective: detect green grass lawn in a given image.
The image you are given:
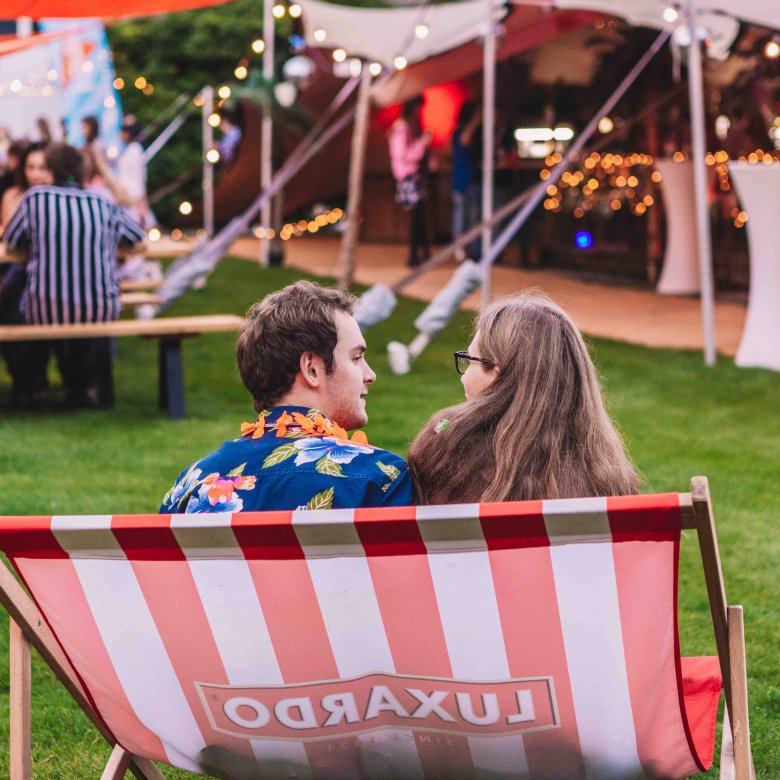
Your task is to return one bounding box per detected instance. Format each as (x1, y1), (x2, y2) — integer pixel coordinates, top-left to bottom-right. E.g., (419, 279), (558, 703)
(0, 257), (777, 777)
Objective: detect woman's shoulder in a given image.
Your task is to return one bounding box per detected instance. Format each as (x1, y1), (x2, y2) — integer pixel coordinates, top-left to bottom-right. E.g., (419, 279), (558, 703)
(1, 185), (21, 203)
(0, 186), (23, 221)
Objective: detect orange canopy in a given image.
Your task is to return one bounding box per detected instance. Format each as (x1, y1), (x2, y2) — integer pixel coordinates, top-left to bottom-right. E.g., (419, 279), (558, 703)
(2, 0), (233, 20)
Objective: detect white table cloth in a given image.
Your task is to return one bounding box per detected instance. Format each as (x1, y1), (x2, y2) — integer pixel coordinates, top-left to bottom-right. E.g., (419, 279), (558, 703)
(729, 162), (780, 372)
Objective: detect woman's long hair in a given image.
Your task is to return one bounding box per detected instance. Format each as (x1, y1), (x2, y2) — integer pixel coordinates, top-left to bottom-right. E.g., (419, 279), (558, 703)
(13, 141), (46, 190)
(408, 292), (639, 504)
(401, 97), (424, 138)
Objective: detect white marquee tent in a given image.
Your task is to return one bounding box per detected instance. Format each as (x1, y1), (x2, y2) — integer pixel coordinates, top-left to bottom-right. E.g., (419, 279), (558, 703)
(301, 0), (780, 366)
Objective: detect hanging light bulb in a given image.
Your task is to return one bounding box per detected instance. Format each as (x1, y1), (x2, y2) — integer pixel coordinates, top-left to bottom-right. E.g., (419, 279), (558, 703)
(332, 48), (347, 63)
(272, 4), (286, 18)
(415, 23), (429, 39)
(313, 28), (327, 42)
(598, 116), (614, 134)
(394, 55), (408, 70)
(368, 62), (382, 77)
(663, 6), (678, 23)
(289, 3), (301, 17)
(251, 38), (265, 54)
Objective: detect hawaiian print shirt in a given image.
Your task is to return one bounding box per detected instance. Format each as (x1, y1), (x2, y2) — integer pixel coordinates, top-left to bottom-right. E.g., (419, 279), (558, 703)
(160, 406), (412, 514)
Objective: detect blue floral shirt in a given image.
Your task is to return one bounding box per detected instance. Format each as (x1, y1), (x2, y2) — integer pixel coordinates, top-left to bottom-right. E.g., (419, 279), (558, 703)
(160, 406), (412, 514)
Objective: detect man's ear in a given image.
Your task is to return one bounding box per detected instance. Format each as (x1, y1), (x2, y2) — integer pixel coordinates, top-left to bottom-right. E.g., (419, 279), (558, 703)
(299, 351), (323, 388)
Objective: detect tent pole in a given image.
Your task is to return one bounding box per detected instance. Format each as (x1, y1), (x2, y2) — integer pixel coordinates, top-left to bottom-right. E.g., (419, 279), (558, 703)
(141, 110), (188, 165)
(202, 86), (215, 238)
(686, 1), (717, 365)
(260, 0), (274, 267)
(338, 65), (373, 289)
(481, 0), (496, 307)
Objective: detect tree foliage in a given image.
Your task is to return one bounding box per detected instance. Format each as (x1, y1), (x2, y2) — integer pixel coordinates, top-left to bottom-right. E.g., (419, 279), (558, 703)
(107, 0), (278, 225)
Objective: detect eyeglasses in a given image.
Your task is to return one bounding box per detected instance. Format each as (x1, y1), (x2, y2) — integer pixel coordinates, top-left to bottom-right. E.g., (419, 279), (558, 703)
(454, 350), (494, 375)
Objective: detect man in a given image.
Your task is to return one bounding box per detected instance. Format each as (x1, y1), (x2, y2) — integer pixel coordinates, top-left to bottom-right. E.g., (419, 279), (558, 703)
(161, 281), (412, 513)
(4, 143), (145, 406)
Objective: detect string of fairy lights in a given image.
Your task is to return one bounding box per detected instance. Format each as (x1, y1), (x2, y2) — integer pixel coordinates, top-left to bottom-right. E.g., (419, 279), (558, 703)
(144, 206), (347, 243)
(109, 4), (780, 237)
(540, 149), (779, 229)
(540, 151), (660, 219)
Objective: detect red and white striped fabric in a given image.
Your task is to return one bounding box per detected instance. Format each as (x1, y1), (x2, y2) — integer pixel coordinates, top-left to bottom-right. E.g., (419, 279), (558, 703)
(0, 493), (721, 779)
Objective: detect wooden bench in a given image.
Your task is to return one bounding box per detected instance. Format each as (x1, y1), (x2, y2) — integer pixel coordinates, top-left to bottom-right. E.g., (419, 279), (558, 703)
(1, 239), (196, 264)
(119, 291), (163, 307)
(119, 278), (163, 292)
(0, 315), (243, 419)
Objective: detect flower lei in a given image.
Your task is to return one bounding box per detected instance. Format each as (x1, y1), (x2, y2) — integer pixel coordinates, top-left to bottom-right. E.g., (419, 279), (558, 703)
(240, 410), (369, 445)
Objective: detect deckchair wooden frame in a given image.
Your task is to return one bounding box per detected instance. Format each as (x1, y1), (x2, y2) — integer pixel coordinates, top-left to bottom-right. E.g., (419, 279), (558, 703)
(0, 476), (753, 779)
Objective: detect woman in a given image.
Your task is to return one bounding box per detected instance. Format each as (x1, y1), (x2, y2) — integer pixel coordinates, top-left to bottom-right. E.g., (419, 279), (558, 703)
(81, 115), (107, 188)
(0, 142), (53, 406)
(408, 292), (638, 504)
(0, 142), (51, 233)
(388, 97), (432, 267)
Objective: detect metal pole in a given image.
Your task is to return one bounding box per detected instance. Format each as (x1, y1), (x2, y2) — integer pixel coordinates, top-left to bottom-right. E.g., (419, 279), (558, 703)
(338, 65), (373, 289)
(479, 28), (671, 272)
(481, 0), (496, 307)
(141, 112), (188, 165)
(260, 0), (274, 267)
(686, 1), (717, 366)
(202, 86), (215, 238)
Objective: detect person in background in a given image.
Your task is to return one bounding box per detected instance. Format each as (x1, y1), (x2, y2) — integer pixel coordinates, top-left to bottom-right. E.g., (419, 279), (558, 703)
(0, 127), (11, 168)
(451, 101), (482, 262)
(4, 143), (145, 408)
(80, 115), (108, 187)
(34, 117), (54, 144)
(91, 115), (157, 280)
(409, 292), (639, 504)
(0, 142), (51, 235)
(0, 144), (53, 407)
(161, 281), (412, 513)
(0, 140), (30, 208)
(388, 97), (433, 267)
(217, 108), (242, 167)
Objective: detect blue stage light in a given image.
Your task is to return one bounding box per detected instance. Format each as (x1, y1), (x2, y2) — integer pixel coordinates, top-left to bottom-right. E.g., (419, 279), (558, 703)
(575, 231), (593, 250)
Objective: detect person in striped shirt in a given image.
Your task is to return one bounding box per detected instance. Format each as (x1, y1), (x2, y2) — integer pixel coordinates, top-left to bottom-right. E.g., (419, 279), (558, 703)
(4, 143), (145, 407)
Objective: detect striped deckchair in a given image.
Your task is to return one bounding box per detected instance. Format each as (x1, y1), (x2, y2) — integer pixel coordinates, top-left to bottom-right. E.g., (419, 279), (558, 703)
(0, 477), (752, 779)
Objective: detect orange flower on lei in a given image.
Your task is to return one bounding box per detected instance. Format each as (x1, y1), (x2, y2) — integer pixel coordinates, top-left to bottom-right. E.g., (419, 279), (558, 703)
(241, 410), (369, 445)
(274, 411), (294, 437)
(239, 420), (265, 439)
